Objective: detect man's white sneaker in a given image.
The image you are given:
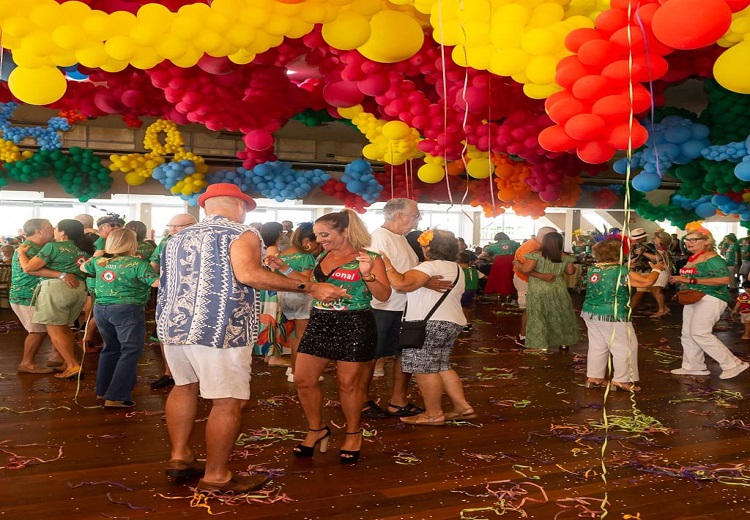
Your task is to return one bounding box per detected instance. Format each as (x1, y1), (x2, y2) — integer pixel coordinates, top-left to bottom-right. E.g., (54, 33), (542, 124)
(719, 362), (749, 380)
(670, 368), (710, 376)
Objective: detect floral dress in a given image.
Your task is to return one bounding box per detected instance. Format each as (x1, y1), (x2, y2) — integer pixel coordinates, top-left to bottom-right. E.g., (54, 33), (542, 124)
(524, 252), (580, 349)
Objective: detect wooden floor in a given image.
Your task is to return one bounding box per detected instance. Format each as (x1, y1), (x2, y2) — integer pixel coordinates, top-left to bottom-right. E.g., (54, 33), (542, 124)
(2, 294), (750, 520)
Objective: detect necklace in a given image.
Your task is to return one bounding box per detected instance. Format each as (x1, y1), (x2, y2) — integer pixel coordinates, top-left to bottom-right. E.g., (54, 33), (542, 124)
(688, 251), (707, 264)
(331, 250), (356, 260)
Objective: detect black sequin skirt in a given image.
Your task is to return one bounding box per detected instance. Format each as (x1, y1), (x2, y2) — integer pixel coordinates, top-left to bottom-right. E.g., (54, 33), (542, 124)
(298, 308), (377, 362)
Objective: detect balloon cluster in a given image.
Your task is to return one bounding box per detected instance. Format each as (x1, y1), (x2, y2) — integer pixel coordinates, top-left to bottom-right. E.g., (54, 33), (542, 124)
(341, 160), (383, 204)
(672, 194), (717, 219)
(734, 136), (750, 181)
(5, 147), (112, 201)
(245, 162), (330, 203)
(712, 193), (750, 220)
(320, 178), (370, 213)
(613, 115), (711, 192)
(152, 159), (206, 197)
(0, 102), (71, 150)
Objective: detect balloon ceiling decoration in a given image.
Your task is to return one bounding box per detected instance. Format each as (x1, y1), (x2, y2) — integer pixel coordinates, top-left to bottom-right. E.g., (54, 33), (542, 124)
(0, 0), (748, 219)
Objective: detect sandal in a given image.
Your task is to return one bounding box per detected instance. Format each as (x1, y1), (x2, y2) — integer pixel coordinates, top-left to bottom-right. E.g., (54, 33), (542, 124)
(400, 413), (446, 426)
(611, 381), (641, 392)
(361, 400), (390, 419)
(584, 378), (607, 388)
(387, 402), (424, 417)
(444, 409), (478, 420)
(54, 366), (82, 380)
(196, 473), (269, 494)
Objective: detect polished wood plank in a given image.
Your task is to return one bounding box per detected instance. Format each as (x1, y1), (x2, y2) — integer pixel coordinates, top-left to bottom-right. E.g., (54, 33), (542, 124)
(1, 296), (749, 519)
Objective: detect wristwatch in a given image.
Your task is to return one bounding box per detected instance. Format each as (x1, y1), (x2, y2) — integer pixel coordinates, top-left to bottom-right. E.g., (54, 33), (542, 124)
(297, 282), (307, 291)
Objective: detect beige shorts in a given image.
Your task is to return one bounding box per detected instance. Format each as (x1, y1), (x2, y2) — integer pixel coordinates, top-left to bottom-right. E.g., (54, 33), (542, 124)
(741, 313), (750, 324)
(513, 275), (529, 308)
(164, 344), (252, 400)
(11, 302), (47, 333)
(32, 279), (87, 326)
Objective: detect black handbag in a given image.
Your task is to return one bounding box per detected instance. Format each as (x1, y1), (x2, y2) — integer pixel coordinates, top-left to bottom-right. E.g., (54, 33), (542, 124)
(398, 268), (461, 349)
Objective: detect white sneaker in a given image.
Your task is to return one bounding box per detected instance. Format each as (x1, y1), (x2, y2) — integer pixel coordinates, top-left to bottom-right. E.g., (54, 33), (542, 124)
(287, 372), (295, 383)
(373, 367), (385, 377)
(285, 367), (292, 377)
(670, 368), (710, 376)
(720, 362), (749, 380)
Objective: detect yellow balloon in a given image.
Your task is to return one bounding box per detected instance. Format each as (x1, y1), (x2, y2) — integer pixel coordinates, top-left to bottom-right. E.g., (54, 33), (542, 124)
(362, 143), (382, 161)
(358, 11), (424, 64)
(466, 158), (492, 179)
(83, 12), (112, 41)
(105, 36), (137, 61)
(489, 48), (529, 76)
(29, 3), (61, 30)
(495, 4), (530, 26)
(418, 163), (445, 184)
(8, 66), (67, 105)
(52, 25), (87, 51)
(76, 44), (110, 68)
(125, 172), (147, 186)
(131, 22), (162, 46)
(322, 12), (371, 50)
(170, 15), (203, 40)
(524, 55), (557, 84)
(352, 0), (382, 16)
(490, 20), (525, 49)
(2, 17), (34, 39)
(528, 3), (564, 27)
(714, 41), (750, 94)
(465, 45), (492, 71)
(521, 28), (560, 56)
(137, 2), (174, 24)
(382, 121), (410, 140)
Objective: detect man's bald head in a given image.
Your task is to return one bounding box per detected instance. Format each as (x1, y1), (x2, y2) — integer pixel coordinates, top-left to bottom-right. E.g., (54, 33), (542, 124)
(168, 213), (197, 227)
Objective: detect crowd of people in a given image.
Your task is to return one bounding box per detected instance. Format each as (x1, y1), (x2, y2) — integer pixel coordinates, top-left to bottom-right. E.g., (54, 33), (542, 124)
(4, 188), (750, 494)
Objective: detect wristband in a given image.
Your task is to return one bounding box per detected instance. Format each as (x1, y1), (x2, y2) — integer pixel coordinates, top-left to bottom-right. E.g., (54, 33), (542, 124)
(59, 272), (67, 279)
(282, 267), (293, 276)
(689, 277), (697, 284)
(385, 267), (393, 272)
(362, 274), (376, 282)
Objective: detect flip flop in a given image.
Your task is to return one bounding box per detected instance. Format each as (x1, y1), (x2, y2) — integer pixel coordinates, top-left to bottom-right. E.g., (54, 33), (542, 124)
(400, 413), (445, 426)
(387, 402), (424, 417)
(17, 365), (55, 374)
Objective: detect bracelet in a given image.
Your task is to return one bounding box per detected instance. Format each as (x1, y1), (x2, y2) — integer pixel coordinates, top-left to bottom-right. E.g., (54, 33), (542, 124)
(362, 274), (376, 282)
(651, 268), (662, 274)
(58, 272), (67, 279)
(689, 277), (698, 284)
(385, 267), (393, 272)
(282, 267), (293, 276)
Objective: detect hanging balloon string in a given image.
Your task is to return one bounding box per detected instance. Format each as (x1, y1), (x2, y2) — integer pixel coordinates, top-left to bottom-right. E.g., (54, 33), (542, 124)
(634, 6), (663, 181)
(437, 0), (455, 208)
(454, 3), (476, 227)
(487, 72), (496, 216)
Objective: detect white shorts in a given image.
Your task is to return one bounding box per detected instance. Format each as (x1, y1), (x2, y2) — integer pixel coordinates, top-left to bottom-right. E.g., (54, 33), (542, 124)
(653, 270), (670, 288)
(741, 313), (750, 324)
(513, 275), (529, 308)
(164, 344), (252, 400)
(11, 302), (47, 333)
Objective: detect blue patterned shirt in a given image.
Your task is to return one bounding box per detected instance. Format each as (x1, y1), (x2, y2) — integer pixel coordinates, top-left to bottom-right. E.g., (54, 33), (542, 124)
(156, 215), (261, 349)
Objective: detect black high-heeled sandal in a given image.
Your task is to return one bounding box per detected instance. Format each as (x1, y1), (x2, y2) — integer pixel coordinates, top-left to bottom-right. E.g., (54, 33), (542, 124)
(340, 429), (362, 464)
(293, 425), (330, 458)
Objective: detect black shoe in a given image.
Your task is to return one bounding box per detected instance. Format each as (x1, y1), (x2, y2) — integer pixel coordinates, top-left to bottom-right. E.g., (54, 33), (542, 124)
(150, 375), (175, 390)
(361, 400), (390, 419)
(293, 425), (331, 458)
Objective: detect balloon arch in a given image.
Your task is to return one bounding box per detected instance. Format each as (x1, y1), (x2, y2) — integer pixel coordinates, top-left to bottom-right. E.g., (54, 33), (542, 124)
(1, 0), (750, 222)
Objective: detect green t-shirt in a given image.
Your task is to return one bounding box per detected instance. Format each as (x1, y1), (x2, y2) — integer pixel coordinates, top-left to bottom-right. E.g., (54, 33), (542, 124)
(9, 240), (42, 306)
(462, 266), (479, 291)
(94, 235), (106, 252)
(312, 251), (378, 311)
(82, 256), (158, 306)
(485, 240), (519, 257)
(742, 243), (750, 262)
(722, 242), (739, 266)
(150, 237), (168, 265)
(678, 255), (730, 303)
(135, 241), (156, 261)
(280, 250), (316, 273)
(36, 241), (89, 279)
(581, 263), (630, 321)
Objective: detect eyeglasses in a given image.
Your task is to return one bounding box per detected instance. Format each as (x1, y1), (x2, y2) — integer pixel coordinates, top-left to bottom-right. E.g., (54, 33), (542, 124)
(684, 237), (707, 243)
(166, 224), (190, 229)
(105, 223), (122, 228)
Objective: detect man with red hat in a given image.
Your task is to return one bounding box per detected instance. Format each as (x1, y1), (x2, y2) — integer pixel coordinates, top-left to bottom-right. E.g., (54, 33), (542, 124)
(157, 183), (346, 494)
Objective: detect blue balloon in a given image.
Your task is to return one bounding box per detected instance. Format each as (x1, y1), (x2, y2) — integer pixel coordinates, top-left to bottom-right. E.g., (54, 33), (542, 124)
(0, 50), (17, 82)
(735, 161), (750, 181)
(695, 202), (717, 218)
(632, 172), (662, 192)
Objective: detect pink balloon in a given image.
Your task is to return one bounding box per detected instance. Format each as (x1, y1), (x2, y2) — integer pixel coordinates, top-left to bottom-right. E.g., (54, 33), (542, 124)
(357, 75), (390, 96)
(244, 130), (274, 151)
(197, 55), (239, 75)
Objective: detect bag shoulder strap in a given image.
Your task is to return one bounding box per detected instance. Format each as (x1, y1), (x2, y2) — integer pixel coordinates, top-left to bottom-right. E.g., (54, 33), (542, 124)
(403, 266), (461, 321)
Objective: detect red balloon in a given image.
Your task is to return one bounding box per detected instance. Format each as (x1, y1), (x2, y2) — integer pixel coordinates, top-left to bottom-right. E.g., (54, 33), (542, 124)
(357, 75), (389, 96)
(571, 75), (610, 100)
(564, 28), (602, 53)
(196, 56), (238, 75)
(555, 59), (591, 90)
(578, 40), (624, 68)
(726, 0), (750, 12)
(547, 96), (586, 124)
(606, 122), (649, 150)
(591, 94), (630, 120)
(651, 0), (732, 50)
(594, 9), (629, 33)
(577, 140), (615, 164)
(565, 113), (607, 141)
(538, 125), (577, 153)
(322, 81), (364, 108)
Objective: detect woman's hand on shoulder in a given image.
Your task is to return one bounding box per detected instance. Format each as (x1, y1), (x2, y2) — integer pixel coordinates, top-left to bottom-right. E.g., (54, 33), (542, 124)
(356, 252), (373, 276)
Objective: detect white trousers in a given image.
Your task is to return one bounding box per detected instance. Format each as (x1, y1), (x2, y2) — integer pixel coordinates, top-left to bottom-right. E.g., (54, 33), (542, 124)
(680, 295), (741, 371)
(583, 315), (639, 382)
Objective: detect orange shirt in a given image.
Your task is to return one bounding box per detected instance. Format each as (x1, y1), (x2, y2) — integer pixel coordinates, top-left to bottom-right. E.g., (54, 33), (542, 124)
(513, 238), (541, 282)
